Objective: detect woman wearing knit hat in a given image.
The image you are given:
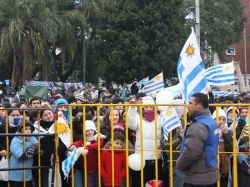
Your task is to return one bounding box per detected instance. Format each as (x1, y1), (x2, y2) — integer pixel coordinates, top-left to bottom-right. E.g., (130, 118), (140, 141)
(71, 120), (104, 187)
(33, 106), (55, 187)
(212, 108), (233, 186)
(128, 96), (164, 186)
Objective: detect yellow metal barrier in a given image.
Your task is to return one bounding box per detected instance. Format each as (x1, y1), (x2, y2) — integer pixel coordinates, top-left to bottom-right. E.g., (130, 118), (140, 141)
(0, 107), (55, 187)
(1, 103), (249, 187)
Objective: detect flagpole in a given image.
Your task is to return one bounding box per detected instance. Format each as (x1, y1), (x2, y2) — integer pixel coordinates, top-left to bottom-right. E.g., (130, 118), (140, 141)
(235, 61), (247, 93)
(195, 0), (200, 47)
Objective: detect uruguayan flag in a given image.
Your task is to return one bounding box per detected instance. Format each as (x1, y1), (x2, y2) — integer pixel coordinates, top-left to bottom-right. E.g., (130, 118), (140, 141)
(77, 82), (84, 89)
(165, 83), (183, 98)
(25, 81), (54, 90)
(177, 28), (209, 102)
(142, 72), (164, 96)
(137, 77), (149, 89)
(62, 147), (84, 178)
(25, 81), (50, 87)
(212, 90), (238, 97)
(205, 62), (235, 86)
(161, 108), (182, 140)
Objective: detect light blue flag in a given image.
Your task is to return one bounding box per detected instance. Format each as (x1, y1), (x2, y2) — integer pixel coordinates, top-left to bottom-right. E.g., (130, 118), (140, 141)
(62, 147), (84, 178)
(137, 77), (149, 89)
(177, 28), (209, 102)
(142, 72), (165, 96)
(161, 108), (182, 141)
(212, 91), (238, 97)
(205, 62), (235, 86)
(25, 81), (50, 87)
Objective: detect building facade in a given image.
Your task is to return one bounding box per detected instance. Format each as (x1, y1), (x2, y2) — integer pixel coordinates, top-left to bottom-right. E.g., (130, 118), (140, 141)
(224, 0), (250, 91)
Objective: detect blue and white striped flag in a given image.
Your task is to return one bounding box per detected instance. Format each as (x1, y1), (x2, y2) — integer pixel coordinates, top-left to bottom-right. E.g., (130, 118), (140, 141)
(205, 62), (235, 86)
(25, 81), (54, 90)
(177, 28), (209, 102)
(142, 72), (164, 96)
(161, 108), (182, 140)
(212, 90), (238, 97)
(62, 147), (84, 178)
(25, 81), (50, 87)
(137, 77), (149, 89)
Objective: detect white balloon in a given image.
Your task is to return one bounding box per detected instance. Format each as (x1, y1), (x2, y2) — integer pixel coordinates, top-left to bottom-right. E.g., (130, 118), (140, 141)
(128, 153), (145, 171)
(172, 99), (185, 118)
(156, 90), (174, 111)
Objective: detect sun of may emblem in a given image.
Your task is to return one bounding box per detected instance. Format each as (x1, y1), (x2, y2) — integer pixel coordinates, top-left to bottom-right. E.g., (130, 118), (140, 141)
(185, 44), (195, 57)
(166, 109), (173, 117)
(56, 122), (70, 134)
(224, 66), (231, 71)
(155, 75), (161, 81)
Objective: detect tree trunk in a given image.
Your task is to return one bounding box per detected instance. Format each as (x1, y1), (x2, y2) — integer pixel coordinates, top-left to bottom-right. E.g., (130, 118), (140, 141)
(43, 58), (48, 81)
(82, 31), (86, 84)
(11, 49), (18, 89)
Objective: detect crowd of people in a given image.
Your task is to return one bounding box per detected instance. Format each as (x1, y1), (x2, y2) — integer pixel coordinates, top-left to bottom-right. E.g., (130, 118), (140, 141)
(0, 85), (249, 187)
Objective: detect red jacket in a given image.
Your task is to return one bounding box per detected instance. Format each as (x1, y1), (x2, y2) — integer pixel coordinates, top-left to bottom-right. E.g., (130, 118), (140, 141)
(101, 149), (126, 186)
(73, 138), (104, 173)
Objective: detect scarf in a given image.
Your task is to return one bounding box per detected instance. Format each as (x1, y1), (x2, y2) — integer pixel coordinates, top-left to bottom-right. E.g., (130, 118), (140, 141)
(143, 110), (155, 122)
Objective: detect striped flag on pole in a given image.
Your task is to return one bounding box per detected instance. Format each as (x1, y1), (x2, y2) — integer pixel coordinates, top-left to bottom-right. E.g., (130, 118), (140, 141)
(137, 77), (149, 89)
(142, 72), (164, 96)
(161, 108), (182, 140)
(205, 62), (235, 86)
(177, 28), (209, 102)
(62, 147), (84, 178)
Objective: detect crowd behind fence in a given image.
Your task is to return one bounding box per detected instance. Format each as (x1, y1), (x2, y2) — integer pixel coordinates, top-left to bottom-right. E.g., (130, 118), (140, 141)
(0, 102), (249, 187)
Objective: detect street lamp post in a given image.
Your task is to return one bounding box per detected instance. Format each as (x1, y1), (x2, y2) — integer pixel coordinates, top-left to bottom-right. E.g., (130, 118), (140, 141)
(195, 0), (200, 47)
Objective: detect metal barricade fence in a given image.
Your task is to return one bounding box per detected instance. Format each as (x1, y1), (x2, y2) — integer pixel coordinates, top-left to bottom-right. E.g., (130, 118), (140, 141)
(0, 107), (56, 187)
(0, 104), (249, 187)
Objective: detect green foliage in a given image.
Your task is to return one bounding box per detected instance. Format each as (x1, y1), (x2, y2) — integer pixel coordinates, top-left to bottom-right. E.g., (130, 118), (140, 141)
(184, 0), (245, 59)
(0, 0), (87, 86)
(0, 0), (245, 86)
(90, 0), (186, 84)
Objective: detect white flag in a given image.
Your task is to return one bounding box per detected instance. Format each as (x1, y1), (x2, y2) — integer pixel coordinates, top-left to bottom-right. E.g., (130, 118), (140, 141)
(177, 28), (209, 102)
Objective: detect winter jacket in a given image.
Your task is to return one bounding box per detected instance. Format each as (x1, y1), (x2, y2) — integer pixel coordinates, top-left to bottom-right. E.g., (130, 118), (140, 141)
(236, 118), (247, 140)
(9, 136), (38, 182)
(237, 155), (250, 187)
(219, 130), (233, 178)
(33, 120), (55, 166)
(127, 107), (162, 160)
(73, 138), (104, 173)
(0, 124), (6, 160)
(176, 108), (219, 185)
(101, 149), (126, 186)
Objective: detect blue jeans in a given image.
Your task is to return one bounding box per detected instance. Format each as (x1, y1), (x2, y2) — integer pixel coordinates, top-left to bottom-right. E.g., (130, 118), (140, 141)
(88, 173), (98, 187)
(174, 169), (183, 187)
(74, 169), (84, 187)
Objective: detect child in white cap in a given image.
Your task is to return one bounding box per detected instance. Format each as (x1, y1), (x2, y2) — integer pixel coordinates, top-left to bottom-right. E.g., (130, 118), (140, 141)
(71, 120), (104, 187)
(212, 108), (233, 186)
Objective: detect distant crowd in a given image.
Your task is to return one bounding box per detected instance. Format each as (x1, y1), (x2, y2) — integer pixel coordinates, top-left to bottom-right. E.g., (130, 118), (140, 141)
(0, 82), (249, 187)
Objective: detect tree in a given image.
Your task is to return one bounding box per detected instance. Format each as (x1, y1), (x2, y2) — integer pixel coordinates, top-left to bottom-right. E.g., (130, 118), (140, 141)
(184, 0), (245, 61)
(0, 0), (87, 87)
(89, 0), (186, 84)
